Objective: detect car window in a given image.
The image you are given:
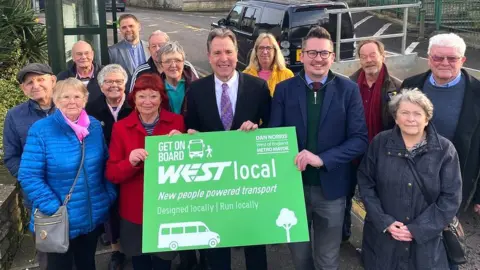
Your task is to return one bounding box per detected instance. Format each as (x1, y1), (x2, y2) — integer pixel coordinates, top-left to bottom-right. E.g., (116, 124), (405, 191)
(161, 228), (170, 235)
(290, 5), (354, 39)
(198, 225), (208, 232)
(227, 5), (244, 28)
(172, 227), (183, 234)
(185, 226), (197, 233)
(241, 7), (260, 33)
(260, 7), (284, 26)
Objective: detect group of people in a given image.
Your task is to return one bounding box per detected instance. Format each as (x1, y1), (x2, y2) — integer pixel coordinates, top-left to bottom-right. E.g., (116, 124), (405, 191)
(3, 11), (480, 270)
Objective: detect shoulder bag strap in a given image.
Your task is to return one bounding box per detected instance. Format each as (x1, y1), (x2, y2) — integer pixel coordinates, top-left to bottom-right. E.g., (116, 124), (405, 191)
(407, 158), (434, 205)
(63, 142), (86, 206)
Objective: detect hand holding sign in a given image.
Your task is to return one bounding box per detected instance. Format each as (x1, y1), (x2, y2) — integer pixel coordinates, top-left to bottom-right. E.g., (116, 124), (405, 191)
(294, 150), (323, 171)
(129, 148), (148, 166)
(238, 120), (258, 132)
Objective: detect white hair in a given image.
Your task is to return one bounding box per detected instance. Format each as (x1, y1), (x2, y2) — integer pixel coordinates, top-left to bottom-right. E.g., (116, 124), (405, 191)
(428, 33), (466, 56)
(97, 64), (128, 86)
(148, 30), (170, 43)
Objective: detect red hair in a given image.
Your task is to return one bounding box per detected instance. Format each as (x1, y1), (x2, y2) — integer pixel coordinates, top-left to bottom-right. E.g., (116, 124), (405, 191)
(128, 73), (170, 111)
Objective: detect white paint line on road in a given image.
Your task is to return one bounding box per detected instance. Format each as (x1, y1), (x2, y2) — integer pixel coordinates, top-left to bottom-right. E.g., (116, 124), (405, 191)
(354, 16), (373, 29)
(374, 23), (392, 37)
(148, 24), (158, 27)
(385, 50), (399, 56)
(165, 31), (179, 34)
(210, 17), (218, 19)
(405, 42), (420, 54)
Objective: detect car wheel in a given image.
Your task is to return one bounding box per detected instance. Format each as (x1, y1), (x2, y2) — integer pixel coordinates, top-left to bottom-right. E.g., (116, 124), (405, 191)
(208, 239), (218, 248)
(120, 8), (125, 12)
(169, 241), (178, 250)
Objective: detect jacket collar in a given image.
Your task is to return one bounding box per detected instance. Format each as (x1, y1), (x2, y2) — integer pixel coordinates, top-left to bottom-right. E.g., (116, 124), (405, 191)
(385, 124), (442, 153)
(69, 62), (102, 78)
(28, 99), (55, 114)
(123, 109), (175, 129)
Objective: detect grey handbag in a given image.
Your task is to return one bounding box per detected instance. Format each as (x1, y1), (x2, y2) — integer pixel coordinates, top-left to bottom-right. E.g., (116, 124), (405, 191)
(34, 142), (85, 253)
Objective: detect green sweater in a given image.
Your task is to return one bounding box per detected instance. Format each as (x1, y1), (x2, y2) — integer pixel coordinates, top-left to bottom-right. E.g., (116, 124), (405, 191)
(303, 83), (324, 185)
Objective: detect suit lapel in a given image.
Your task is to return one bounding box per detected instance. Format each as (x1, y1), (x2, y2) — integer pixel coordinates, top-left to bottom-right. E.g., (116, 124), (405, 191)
(142, 40), (151, 59)
(232, 72), (246, 128)
(204, 75), (225, 130)
(319, 81), (334, 127)
(296, 77), (307, 128)
(119, 41), (133, 75)
(452, 72), (480, 164)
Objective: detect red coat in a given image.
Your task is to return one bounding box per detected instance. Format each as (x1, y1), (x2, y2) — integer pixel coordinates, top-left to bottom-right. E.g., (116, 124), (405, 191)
(106, 110), (185, 224)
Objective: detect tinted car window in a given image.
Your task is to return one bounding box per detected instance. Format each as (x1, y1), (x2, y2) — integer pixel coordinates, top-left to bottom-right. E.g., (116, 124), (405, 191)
(290, 5), (353, 40)
(261, 7), (284, 26)
(228, 5), (244, 28)
(241, 7), (260, 33)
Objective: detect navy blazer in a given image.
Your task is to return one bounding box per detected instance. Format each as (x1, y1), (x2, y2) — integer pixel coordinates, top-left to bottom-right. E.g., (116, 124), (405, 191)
(269, 71), (368, 199)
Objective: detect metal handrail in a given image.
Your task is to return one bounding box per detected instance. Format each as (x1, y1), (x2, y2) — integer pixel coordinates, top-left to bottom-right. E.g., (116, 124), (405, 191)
(324, 2), (422, 62)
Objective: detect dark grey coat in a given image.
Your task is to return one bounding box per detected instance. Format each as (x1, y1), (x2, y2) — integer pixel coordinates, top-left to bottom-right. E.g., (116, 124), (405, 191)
(358, 124), (462, 270)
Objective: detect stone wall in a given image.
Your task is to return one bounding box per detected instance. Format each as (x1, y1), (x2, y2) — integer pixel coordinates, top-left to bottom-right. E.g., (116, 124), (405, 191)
(0, 184), (25, 270)
(127, 0), (235, 11)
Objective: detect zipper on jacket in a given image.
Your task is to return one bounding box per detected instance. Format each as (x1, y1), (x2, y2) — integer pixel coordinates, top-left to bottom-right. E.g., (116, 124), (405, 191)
(81, 141), (94, 231)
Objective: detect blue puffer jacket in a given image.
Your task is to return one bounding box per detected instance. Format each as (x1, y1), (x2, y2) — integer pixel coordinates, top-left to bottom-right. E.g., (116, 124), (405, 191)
(18, 109), (117, 239)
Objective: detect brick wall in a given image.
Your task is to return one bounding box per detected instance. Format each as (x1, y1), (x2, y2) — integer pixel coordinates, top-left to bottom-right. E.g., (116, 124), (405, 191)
(0, 185), (26, 270)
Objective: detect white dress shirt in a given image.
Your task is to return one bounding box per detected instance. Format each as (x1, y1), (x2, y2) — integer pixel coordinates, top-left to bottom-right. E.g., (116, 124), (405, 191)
(214, 71), (239, 116)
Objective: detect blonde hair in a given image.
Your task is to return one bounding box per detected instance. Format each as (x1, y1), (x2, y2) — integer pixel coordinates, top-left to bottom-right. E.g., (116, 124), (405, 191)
(389, 88), (434, 121)
(53, 78), (89, 106)
(246, 33), (287, 71)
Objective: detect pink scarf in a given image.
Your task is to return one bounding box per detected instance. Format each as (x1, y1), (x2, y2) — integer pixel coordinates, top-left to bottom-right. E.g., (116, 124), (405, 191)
(62, 109), (90, 142)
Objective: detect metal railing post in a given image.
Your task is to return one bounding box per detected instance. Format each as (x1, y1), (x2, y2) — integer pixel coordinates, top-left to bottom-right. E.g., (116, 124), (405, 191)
(336, 13), (342, 62)
(401, 7), (409, 54)
(419, 8), (425, 40)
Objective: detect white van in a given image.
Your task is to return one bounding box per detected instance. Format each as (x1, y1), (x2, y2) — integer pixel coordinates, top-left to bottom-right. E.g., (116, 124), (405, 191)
(158, 221), (221, 250)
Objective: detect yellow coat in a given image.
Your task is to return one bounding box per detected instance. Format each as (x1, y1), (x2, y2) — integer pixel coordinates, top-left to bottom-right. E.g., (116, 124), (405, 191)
(243, 65), (294, 96)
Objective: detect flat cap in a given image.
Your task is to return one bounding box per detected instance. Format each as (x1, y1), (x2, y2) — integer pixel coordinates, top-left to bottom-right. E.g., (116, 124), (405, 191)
(17, 63), (54, 84)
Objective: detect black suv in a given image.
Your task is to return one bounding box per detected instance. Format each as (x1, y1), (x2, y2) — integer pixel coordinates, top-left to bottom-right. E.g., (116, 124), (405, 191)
(212, 0), (355, 72)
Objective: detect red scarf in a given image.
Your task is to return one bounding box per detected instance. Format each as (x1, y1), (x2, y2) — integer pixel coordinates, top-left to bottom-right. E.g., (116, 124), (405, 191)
(357, 64), (386, 142)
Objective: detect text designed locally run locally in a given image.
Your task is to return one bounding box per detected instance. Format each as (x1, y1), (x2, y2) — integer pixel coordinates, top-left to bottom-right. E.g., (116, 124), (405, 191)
(157, 200), (260, 216)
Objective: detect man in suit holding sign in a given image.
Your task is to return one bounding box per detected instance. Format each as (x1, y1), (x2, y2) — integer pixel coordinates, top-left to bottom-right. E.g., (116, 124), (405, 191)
(185, 28), (271, 270)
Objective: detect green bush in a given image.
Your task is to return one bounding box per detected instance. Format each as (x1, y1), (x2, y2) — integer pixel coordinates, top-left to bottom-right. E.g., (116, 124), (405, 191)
(0, 45), (28, 157)
(0, 0), (46, 158)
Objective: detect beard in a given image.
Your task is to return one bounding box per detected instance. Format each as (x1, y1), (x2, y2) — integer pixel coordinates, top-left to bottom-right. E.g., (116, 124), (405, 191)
(124, 32), (138, 42)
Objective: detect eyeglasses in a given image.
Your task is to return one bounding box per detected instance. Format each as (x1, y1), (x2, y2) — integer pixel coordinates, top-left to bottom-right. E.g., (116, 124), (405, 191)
(161, 59), (184, 66)
(430, 55), (462, 63)
(303, 50), (333, 59)
(104, 79), (125, 86)
(257, 46), (275, 52)
(59, 95), (84, 102)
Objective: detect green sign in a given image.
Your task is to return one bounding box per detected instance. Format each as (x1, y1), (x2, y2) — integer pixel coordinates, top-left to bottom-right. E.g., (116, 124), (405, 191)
(142, 127), (309, 253)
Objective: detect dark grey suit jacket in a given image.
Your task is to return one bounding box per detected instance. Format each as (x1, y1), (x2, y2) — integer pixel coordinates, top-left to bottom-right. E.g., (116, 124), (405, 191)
(108, 39), (150, 76)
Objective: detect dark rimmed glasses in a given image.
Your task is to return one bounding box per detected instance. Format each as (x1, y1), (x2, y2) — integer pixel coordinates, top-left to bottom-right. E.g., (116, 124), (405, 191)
(303, 50), (333, 59)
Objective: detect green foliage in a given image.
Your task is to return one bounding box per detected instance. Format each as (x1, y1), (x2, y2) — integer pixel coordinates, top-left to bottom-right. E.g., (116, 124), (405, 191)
(0, 0), (44, 157)
(0, 0), (48, 67)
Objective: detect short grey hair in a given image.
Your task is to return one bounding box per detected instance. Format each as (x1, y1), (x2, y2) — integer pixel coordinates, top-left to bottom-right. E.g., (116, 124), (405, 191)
(389, 88), (434, 121)
(428, 33), (466, 57)
(207, 28), (237, 53)
(157, 41), (186, 63)
(97, 64), (128, 86)
(149, 30), (170, 43)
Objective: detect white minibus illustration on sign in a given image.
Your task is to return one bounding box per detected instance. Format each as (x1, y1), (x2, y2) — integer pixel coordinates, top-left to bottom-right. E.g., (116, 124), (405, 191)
(158, 221), (221, 250)
(188, 139), (205, 159)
